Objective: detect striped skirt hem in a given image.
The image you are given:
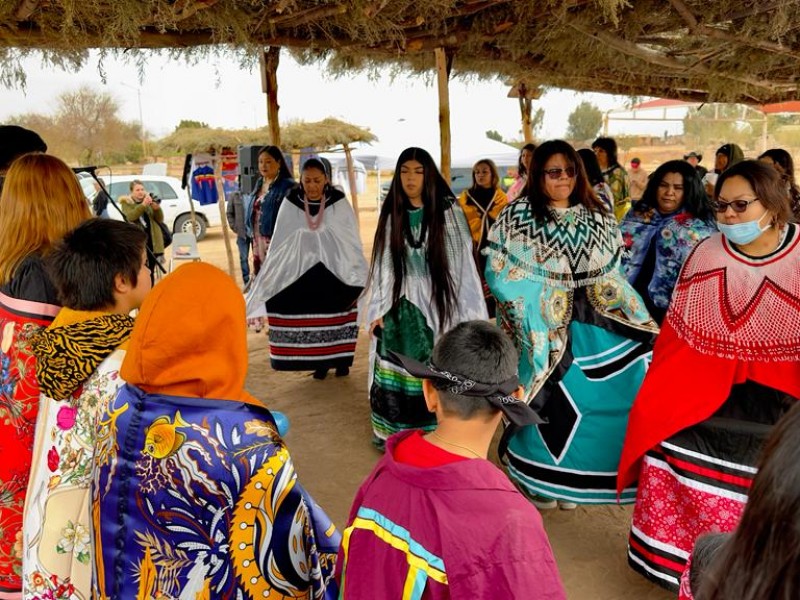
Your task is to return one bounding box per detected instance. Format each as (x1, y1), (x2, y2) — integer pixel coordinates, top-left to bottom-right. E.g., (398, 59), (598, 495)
(627, 443), (753, 591)
(506, 451), (635, 504)
(268, 308), (359, 371)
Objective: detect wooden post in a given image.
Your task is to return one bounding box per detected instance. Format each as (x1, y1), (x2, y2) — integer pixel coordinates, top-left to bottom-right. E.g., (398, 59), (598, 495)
(435, 47), (454, 183)
(343, 143), (360, 230)
(519, 97), (534, 142)
(185, 153), (199, 234)
(212, 152), (236, 278)
(261, 47), (281, 146)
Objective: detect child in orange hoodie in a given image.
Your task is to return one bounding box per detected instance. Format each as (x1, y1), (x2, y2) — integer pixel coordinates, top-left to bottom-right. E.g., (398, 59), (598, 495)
(91, 262), (339, 600)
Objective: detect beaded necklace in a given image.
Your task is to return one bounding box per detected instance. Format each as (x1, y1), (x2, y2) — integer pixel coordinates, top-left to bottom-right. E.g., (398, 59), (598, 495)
(303, 194), (325, 231)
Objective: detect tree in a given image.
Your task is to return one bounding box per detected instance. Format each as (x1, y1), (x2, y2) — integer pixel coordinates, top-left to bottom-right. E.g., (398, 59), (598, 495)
(531, 108), (545, 138)
(683, 104), (755, 149)
(10, 85), (144, 164)
(486, 129), (504, 142)
(566, 102), (603, 141)
(175, 119), (209, 130)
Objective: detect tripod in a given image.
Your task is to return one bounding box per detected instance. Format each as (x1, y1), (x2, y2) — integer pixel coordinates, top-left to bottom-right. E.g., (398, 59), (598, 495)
(75, 166), (167, 277)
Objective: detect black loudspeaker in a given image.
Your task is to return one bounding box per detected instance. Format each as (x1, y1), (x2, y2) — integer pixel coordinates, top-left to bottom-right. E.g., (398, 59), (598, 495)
(238, 145), (262, 195)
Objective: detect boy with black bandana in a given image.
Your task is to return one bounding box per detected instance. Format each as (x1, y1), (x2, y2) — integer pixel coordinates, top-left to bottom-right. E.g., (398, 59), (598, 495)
(336, 320), (566, 599)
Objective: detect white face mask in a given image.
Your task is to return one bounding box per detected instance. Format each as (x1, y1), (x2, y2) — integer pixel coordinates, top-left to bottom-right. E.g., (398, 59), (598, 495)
(717, 210), (771, 245)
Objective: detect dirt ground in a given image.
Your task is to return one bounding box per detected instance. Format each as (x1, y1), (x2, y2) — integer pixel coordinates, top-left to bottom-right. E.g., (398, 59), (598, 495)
(167, 194), (673, 600)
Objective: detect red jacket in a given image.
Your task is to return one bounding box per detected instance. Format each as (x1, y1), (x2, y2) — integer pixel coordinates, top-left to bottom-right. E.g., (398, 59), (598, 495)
(336, 431), (566, 599)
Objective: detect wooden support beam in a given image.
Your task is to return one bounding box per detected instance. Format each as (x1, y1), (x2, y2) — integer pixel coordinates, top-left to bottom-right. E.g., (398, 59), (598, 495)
(520, 97), (533, 143)
(260, 46), (281, 146)
(212, 153), (236, 278)
(343, 143), (360, 231)
(435, 47), (454, 184)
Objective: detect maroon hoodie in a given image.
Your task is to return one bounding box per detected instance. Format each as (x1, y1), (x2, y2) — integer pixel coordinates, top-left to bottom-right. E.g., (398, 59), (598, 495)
(336, 431), (566, 599)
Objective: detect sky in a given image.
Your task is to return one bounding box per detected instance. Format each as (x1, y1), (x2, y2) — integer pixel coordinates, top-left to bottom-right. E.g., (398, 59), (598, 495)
(0, 50), (683, 151)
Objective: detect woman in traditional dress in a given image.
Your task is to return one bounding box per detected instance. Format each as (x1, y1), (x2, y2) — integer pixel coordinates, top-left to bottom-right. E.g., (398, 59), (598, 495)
(758, 147), (800, 220)
(457, 159), (509, 317)
(366, 147), (487, 449)
(507, 143), (536, 201)
(485, 140), (658, 510)
(245, 158), (367, 379)
(620, 160), (717, 324)
(617, 160), (800, 592)
(680, 402), (800, 600)
(592, 136), (631, 220)
(0, 153), (90, 598)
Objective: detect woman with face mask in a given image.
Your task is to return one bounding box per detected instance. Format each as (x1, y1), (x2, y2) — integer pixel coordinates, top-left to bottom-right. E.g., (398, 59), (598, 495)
(617, 160), (800, 593)
(245, 158), (367, 380)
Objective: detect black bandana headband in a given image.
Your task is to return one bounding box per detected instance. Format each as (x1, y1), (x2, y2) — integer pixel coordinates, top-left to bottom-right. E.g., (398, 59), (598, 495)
(388, 351), (544, 427)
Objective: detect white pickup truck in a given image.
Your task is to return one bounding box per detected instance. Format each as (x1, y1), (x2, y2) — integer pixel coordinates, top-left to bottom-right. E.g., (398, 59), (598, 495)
(100, 175), (221, 240)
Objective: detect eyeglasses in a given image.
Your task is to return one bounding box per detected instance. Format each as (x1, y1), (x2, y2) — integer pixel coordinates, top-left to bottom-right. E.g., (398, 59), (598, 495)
(543, 167), (576, 180)
(710, 198), (759, 213)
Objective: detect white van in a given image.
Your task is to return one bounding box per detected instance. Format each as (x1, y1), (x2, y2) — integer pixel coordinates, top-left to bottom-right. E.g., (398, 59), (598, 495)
(101, 175), (221, 240)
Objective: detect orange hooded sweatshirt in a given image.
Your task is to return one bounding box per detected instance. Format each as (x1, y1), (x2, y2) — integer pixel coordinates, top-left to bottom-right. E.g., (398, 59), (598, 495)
(96, 262), (340, 600)
(121, 262), (260, 405)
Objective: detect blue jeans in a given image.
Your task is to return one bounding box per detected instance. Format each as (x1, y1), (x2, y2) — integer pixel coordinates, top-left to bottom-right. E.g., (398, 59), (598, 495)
(237, 236), (252, 284)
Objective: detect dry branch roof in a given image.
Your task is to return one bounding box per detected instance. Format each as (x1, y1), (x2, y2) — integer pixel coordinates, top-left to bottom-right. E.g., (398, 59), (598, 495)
(156, 118), (376, 153)
(2, 1), (799, 103)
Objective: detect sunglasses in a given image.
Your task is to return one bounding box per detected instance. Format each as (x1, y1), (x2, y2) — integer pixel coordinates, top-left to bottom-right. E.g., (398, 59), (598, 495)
(711, 198), (759, 213)
(543, 167), (576, 180)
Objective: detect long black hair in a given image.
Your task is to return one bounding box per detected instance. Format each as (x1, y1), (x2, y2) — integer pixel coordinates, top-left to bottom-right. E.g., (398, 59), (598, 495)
(576, 148), (605, 187)
(368, 147), (457, 325)
(697, 400), (800, 600)
(518, 143), (537, 178)
(636, 159), (712, 220)
(258, 145), (293, 181)
(526, 140), (607, 220)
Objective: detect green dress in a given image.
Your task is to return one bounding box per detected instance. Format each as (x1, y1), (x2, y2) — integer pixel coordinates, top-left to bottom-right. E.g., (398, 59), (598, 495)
(367, 204), (488, 444)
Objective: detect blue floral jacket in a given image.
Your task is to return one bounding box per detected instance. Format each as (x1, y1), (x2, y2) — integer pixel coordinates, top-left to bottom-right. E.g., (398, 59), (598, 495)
(620, 205), (716, 311)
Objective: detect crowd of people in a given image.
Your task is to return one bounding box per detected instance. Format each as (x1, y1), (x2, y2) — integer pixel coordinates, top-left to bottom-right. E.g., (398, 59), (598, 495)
(0, 121), (799, 599)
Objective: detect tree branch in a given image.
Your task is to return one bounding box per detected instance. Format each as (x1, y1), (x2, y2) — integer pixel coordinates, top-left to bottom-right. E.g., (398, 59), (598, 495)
(269, 4), (347, 27)
(667, 0), (800, 61)
(15, 0), (40, 20)
(173, 0), (221, 22)
(568, 21), (791, 93)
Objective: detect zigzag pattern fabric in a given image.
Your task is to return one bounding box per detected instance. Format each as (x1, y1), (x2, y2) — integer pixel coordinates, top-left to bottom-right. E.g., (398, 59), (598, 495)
(487, 202), (622, 288)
